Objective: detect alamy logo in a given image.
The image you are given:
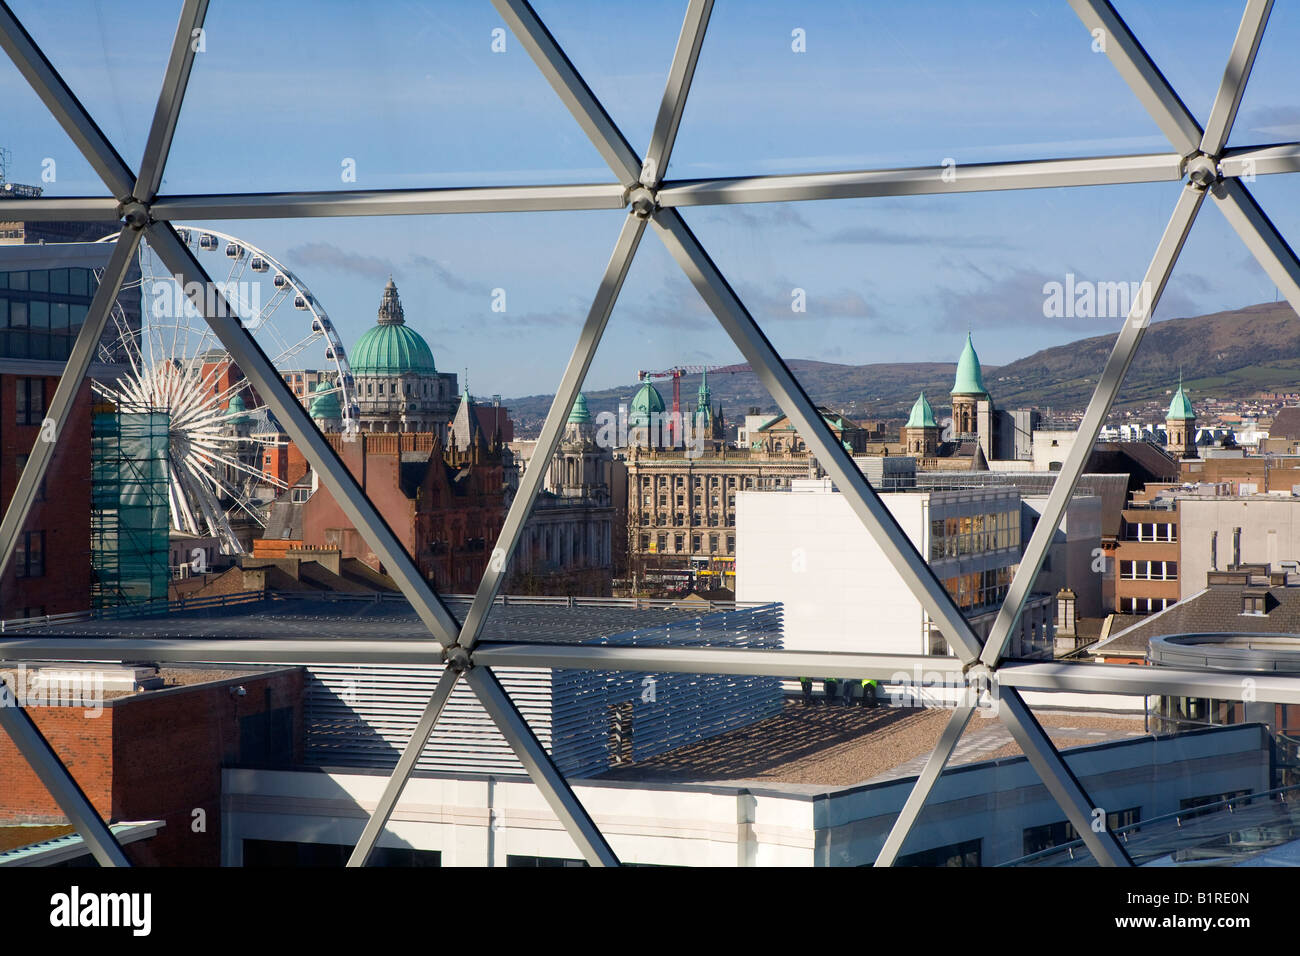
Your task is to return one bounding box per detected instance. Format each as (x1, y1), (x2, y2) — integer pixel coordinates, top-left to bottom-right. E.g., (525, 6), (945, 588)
(49, 886), (151, 936)
(151, 277), (264, 326)
(0, 665), (103, 717)
(1042, 272), (1152, 321)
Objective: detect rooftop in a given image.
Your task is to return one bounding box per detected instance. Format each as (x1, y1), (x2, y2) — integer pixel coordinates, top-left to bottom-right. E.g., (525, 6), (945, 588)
(1096, 567), (1300, 661)
(0, 592), (772, 646)
(599, 699), (1146, 794)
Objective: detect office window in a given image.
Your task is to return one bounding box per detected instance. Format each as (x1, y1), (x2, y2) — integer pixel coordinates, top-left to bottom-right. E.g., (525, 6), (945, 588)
(14, 530), (44, 579)
(1023, 808), (1139, 856)
(897, 838), (981, 868)
(16, 377), (44, 426)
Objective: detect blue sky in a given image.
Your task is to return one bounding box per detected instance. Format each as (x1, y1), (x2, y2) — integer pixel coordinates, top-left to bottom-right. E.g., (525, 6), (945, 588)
(4, 0), (1299, 400)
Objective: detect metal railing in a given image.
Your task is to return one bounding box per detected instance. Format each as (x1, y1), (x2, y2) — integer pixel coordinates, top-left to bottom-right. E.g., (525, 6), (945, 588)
(0, 589), (268, 632)
(1001, 781), (1300, 866)
(0, 588), (768, 632)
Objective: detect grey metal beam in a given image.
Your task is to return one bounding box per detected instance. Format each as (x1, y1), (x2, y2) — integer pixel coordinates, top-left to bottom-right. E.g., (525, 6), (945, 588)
(135, 0), (209, 202)
(1068, 0), (1202, 156)
(995, 689), (1132, 866)
(642, 0), (713, 188)
(658, 153), (1184, 207)
(458, 216), (645, 651)
(347, 667), (459, 867)
(1200, 0), (1272, 157)
(472, 643), (961, 681)
(0, 679), (129, 866)
(1220, 142), (1300, 178)
(979, 185), (1205, 668)
(1000, 659), (1300, 705)
(1211, 178), (1300, 319)
(146, 223), (462, 645)
(467, 667), (619, 866)
(653, 208), (983, 662)
(874, 703), (975, 867)
(150, 183), (629, 220)
(0, 637), (445, 666)
(0, 197), (122, 220)
(0, 0), (135, 198)
(0, 229), (140, 581)
(491, 0), (641, 184)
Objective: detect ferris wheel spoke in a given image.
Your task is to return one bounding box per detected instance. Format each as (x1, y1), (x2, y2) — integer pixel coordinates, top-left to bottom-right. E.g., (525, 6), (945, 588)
(101, 226), (347, 558)
(257, 285), (291, 333)
(270, 330), (323, 368)
(169, 469), (201, 537)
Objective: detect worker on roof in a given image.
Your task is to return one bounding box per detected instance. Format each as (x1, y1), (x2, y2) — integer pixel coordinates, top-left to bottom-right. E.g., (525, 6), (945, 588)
(860, 679), (880, 708)
(799, 677), (813, 706)
(822, 676), (839, 705)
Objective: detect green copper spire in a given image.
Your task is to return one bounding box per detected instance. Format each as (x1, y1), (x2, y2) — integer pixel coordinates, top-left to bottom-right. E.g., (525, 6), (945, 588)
(952, 333), (988, 396)
(1167, 375), (1195, 421)
(568, 391), (593, 424)
(905, 392), (937, 429)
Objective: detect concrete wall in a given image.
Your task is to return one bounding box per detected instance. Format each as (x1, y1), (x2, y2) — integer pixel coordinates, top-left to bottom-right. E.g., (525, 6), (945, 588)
(1032, 430), (1078, 473)
(735, 487), (928, 655)
(1179, 496), (1300, 598)
(1022, 494), (1104, 618)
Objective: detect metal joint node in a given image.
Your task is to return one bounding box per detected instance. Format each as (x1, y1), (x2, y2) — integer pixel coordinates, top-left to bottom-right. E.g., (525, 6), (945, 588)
(444, 644), (472, 673)
(118, 200), (152, 230)
(1185, 154), (1220, 190)
(963, 661), (993, 684)
(626, 185), (658, 220)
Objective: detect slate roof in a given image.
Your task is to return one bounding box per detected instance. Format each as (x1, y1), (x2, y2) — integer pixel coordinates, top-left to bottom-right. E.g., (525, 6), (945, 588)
(1096, 583), (1300, 659)
(1271, 407), (1300, 441)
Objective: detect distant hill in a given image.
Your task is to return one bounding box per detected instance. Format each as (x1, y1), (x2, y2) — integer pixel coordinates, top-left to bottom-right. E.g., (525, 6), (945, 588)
(502, 301), (1300, 436)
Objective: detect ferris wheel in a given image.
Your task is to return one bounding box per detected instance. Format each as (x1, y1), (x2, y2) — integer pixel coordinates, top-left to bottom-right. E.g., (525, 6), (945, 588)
(92, 226), (360, 554)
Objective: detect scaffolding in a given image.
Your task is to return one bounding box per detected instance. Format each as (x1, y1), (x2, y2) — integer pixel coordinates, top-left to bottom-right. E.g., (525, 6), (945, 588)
(90, 402), (170, 608)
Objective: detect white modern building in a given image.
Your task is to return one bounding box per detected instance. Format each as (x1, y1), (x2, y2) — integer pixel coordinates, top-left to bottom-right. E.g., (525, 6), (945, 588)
(735, 479), (1053, 659)
(222, 722), (1270, 867)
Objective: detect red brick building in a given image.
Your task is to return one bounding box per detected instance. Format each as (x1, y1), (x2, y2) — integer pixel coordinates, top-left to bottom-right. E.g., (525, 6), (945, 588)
(269, 429), (506, 594)
(1, 375), (93, 618)
(0, 664), (303, 865)
(1113, 483), (1181, 615)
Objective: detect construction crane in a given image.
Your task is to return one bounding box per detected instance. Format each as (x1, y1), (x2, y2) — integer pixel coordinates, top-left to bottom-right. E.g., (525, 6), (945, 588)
(636, 364), (751, 418)
(636, 364), (752, 444)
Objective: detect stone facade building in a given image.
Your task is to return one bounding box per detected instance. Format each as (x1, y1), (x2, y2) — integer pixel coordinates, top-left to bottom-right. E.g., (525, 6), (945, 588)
(508, 394), (615, 595)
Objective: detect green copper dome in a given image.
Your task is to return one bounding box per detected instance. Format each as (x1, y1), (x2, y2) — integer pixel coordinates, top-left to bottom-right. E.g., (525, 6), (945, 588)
(309, 380), (342, 419)
(952, 333), (988, 397)
(351, 278), (436, 376)
(227, 392), (246, 416)
(568, 392), (592, 424)
(1167, 380), (1196, 420)
(629, 380), (665, 427)
(906, 392), (937, 429)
